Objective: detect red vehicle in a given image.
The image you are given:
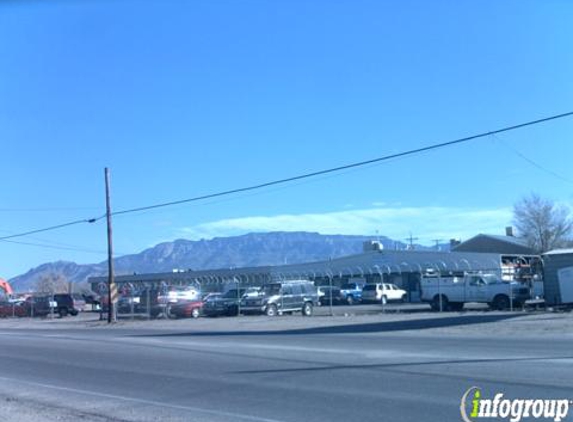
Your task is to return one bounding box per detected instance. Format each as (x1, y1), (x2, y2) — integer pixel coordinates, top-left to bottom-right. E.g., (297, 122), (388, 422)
(168, 300), (204, 319)
(0, 301), (28, 318)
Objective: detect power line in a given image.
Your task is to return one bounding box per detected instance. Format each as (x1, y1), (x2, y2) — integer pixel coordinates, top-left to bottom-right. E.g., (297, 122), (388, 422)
(492, 134), (573, 185)
(2, 110), (573, 241)
(0, 229), (111, 254)
(0, 238), (109, 255)
(0, 218), (97, 241)
(110, 111), (573, 217)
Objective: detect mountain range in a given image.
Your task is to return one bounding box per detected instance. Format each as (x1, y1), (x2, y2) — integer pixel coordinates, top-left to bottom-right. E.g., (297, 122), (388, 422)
(8, 231), (442, 292)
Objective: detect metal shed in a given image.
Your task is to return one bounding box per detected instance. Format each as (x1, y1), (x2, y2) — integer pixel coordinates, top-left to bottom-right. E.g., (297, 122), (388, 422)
(542, 249), (573, 305)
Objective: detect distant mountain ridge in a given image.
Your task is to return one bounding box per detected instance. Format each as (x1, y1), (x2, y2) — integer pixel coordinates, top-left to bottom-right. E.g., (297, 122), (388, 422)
(8, 231), (437, 292)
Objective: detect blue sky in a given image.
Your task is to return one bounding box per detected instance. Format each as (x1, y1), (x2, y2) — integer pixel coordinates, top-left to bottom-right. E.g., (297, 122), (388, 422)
(1, 0), (572, 279)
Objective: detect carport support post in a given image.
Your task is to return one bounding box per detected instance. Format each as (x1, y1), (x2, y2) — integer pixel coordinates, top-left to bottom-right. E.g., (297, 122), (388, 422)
(509, 282), (513, 312)
(146, 287), (151, 320)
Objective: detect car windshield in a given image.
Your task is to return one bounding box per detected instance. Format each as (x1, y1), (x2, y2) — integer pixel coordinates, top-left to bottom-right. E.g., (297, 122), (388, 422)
(340, 283), (356, 289)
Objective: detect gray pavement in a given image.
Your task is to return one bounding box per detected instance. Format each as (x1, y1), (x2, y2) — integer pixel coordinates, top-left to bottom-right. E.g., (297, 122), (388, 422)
(0, 311), (572, 421)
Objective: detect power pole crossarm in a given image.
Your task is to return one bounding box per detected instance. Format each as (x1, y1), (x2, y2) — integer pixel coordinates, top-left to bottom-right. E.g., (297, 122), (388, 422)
(405, 233), (419, 250)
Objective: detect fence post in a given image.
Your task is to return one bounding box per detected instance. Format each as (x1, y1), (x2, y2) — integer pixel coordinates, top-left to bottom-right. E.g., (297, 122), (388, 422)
(327, 275), (331, 316)
(147, 288), (151, 321)
(237, 276), (241, 317)
(438, 272), (443, 312)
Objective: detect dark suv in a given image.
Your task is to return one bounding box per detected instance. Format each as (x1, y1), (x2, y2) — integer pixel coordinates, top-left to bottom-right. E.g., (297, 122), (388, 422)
(240, 280), (318, 316)
(20, 294), (84, 317)
(203, 288), (248, 317)
(53, 294), (85, 317)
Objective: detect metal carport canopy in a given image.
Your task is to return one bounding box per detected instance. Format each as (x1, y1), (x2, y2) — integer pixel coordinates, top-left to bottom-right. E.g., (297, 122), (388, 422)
(272, 250), (503, 278)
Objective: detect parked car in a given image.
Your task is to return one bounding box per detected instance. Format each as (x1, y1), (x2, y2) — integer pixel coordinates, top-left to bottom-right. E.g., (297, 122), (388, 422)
(158, 285), (201, 305)
(361, 283), (407, 304)
(0, 301), (28, 318)
(168, 300), (204, 319)
(41, 294), (86, 317)
(240, 280), (317, 316)
(316, 285), (326, 304)
(203, 288), (247, 317)
(20, 296), (55, 317)
(339, 281), (366, 305)
(117, 295), (141, 314)
(202, 292), (222, 302)
(318, 286), (345, 306)
(57, 293), (85, 316)
(83, 294), (101, 311)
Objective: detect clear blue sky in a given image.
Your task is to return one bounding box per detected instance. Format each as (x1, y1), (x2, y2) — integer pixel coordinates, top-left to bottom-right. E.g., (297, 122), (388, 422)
(1, 0), (572, 279)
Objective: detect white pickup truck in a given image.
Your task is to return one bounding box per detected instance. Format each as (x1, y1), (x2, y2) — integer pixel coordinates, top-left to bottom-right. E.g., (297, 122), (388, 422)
(421, 273), (531, 311)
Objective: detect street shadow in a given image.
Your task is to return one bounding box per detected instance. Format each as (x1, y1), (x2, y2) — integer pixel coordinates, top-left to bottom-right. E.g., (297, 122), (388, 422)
(132, 313), (526, 338)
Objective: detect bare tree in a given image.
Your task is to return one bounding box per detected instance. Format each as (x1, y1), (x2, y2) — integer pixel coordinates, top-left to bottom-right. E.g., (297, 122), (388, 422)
(513, 193), (573, 253)
(35, 273), (69, 295)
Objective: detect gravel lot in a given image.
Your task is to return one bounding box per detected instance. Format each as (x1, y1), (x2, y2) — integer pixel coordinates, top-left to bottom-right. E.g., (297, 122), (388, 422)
(0, 306), (572, 338)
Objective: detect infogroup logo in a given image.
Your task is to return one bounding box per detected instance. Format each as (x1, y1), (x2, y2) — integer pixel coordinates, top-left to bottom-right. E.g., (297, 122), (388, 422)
(460, 387), (571, 422)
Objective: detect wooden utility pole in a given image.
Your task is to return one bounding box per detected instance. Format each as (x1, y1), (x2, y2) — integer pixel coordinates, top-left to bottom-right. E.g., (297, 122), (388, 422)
(105, 167), (117, 323)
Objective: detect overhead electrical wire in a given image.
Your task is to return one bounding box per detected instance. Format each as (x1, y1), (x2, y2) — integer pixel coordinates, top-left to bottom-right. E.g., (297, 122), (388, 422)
(1, 110), (572, 243)
(0, 218), (97, 241)
(1, 238), (110, 255)
(108, 111), (573, 217)
(492, 134), (573, 185)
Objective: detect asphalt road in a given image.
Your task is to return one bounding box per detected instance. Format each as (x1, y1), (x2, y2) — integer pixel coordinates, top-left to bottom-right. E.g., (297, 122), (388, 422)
(0, 315), (572, 422)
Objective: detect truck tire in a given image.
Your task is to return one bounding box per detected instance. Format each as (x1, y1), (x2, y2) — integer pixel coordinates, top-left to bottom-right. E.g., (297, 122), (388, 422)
(265, 304), (278, 317)
(302, 302), (313, 317)
(431, 295), (449, 312)
(492, 295), (510, 311)
(166, 305), (177, 319)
